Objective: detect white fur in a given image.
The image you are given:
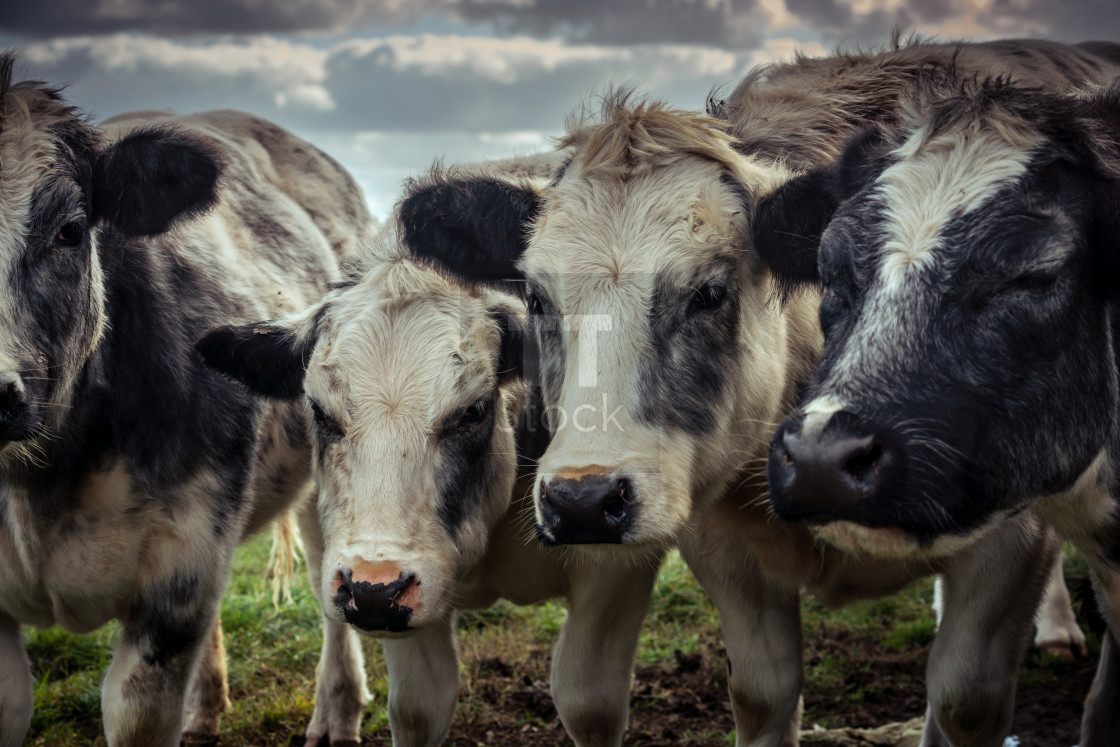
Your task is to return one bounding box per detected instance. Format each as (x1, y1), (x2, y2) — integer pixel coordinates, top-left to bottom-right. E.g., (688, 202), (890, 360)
(876, 127), (1040, 292)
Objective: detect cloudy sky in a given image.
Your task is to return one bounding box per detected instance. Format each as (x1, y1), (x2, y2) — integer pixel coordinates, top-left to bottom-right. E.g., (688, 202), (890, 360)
(3, 0), (1113, 220)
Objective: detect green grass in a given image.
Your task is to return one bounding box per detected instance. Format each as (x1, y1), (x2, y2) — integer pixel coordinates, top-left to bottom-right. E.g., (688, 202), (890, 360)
(18, 537), (1089, 745)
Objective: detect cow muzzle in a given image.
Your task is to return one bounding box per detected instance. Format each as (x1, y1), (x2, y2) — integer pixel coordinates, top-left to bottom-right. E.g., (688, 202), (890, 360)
(331, 561), (421, 633)
(0, 372), (34, 442)
(768, 413), (903, 526)
(537, 472), (636, 544)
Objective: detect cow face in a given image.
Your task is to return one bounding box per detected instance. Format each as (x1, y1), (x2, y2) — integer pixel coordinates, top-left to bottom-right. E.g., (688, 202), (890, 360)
(402, 96), (792, 553)
(758, 79), (1120, 557)
(0, 56), (220, 463)
(197, 238), (526, 634)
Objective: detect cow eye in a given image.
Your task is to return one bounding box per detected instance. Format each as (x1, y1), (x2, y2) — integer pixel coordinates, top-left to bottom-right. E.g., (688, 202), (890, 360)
(310, 401), (345, 443)
(455, 397), (491, 434)
(526, 291), (544, 316)
(688, 282), (728, 315)
(56, 221), (85, 246)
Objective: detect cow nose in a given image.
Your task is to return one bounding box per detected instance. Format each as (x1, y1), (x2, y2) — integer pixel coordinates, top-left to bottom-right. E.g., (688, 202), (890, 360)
(767, 415), (901, 524)
(332, 562), (420, 633)
(537, 474), (635, 544)
(0, 373), (31, 441)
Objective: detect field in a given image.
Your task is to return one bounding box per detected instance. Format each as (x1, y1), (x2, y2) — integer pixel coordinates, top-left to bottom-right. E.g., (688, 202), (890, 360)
(23, 535), (1100, 746)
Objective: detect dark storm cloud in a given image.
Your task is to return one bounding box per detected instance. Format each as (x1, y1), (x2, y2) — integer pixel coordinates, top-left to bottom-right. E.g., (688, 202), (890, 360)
(778, 0), (913, 46)
(978, 0), (1120, 41)
(3, 0), (766, 47)
(1, 0), (395, 37)
(905, 0), (954, 25)
(452, 0), (767, 47)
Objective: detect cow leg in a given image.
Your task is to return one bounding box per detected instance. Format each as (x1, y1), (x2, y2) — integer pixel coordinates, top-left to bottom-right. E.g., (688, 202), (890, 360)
(1080, 631), (1120, 745)
(380, 615), (460, 747)
(921, 516), (1055, 747)
(0, 611), (33, 747)
(102, 572), (226, 747)
(551, 558), (660, 747)
(1034, 482), (1120, 746)
(1032, 551), (1087, 657)
(1078, 565), (1120, 747)
(299, 494), (370, 747)
(679, 525), (802, 747)
(181, 617), (230, 739)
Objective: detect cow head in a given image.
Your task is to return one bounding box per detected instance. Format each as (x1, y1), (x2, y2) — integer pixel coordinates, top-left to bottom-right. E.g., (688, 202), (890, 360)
(757, 76), (1120, 557)
(197, 230), (528, 634)
(0, 53), (221, 464)
(400, 92), (805, 554)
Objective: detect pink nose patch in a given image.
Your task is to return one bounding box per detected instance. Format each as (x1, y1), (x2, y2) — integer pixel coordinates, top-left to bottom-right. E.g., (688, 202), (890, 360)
(332, 560), (423, 632)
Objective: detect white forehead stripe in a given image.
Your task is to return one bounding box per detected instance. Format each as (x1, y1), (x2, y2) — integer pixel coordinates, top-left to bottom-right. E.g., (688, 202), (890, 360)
(800, 394), (846, 439)
(875, 127), (1041, 290)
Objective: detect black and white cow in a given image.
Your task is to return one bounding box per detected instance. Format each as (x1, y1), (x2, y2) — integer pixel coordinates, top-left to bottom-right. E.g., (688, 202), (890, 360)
(196, 158), (661, 747)
(756, 73), (1120, 742)
(0, 54), (372, 747)
(397, 39), (1119, 746)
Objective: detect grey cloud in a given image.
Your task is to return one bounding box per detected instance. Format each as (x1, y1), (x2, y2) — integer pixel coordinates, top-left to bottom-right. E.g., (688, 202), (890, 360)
(2, 0), (394, 37)
(905, 0), (955, 25)
(2, 0), (771, 47)
(17, 35), (754, 135)
(450, 0), (767, 48)
(780, 0), (912, 46)
(783, 0), (853, 32)
(978, 0), (1120, 42)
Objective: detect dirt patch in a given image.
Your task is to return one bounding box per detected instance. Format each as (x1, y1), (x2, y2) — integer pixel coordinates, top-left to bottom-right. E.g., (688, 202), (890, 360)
(299, 627), (1097, 746)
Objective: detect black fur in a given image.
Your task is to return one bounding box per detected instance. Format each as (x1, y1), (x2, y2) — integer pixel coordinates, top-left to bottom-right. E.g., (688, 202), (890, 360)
(195, 322), (312, 401)
(435, 392), (499, 539)
(398, 174), (539, 293)
(639, 267), (741, 435)
(752, 125), (898, 302)
(123, 573), (208, 667)
(752, 168), (838, 300)
(92, 126), (223, 236)
(492, 306), (528, 384)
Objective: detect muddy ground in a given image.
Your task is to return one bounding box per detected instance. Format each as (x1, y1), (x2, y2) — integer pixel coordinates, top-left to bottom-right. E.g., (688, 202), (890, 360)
(287, 624), (1098, 746)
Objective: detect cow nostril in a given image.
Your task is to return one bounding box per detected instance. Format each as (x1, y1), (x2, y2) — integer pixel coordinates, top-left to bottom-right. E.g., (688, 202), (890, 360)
(844, 439), (883, 482)
(392, 576), (418, 607)
(333, 569), (355, 607)
(602, 481), (629, 520)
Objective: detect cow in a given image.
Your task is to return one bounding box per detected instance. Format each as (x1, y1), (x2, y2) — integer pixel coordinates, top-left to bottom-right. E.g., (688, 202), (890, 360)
(195, 159), (662, 747)
(0, 53), (372, 747)
(396, 38), (1120, 746)
(754, 72), (1120, 743)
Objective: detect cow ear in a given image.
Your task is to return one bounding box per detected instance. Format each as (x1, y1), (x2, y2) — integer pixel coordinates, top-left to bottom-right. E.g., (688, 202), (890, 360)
(399, 174), (539, 294)
(837, 124), (892, 196)
(490, 302), (530, 385)
(195, 309), (319, 400)
(93, 126), (223, 236)
(752, 167), (839, 301)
